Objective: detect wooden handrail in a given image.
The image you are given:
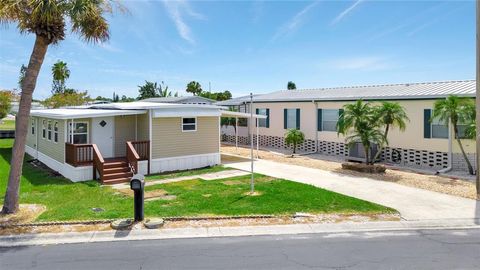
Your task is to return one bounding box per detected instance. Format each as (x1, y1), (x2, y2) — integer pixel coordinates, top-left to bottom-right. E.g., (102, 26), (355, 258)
(65, 143), (93, 166)
(126, 141), (139, 174)
(130, 140), (150, 174)
(92, 144), (105, 181)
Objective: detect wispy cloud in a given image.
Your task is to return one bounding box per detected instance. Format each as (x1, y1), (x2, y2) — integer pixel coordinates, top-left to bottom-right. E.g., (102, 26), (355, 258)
(163, 0), (205, 44)
(98, 42), (123, 53)
(330, 0), (363, 26)
(330, 56), (393, 71)
(271, 1), (319, 41)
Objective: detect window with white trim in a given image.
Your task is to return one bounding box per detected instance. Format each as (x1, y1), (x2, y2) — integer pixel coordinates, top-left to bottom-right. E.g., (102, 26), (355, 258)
(285, 109), (297, 129)
(54, 122), (59, 143)
(42, 120), (46, 139)
(182, 118), (196, 132)
(68, 122), (89, 144)
(47, 121), (52, 140)
(431, 116), (448, 139)
(257, 108), (268, 128)
(322, 109), (340, 132)
(31, 119), (35, 135)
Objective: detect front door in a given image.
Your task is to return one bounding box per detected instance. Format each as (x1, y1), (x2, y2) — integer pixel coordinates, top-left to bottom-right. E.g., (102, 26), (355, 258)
(91, 117), (114, 158)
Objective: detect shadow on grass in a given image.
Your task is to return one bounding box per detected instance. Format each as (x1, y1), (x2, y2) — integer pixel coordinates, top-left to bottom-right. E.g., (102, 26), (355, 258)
(0, 143), (93, 187)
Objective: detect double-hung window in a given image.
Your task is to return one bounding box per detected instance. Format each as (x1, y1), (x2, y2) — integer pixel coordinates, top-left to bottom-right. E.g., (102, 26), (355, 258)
(42, 120), (46, 139)
(424, 109), (448, 139)
(53, 122), (59, 143)
(31, 119), (35, 135)
(256, 108), (270, 128)
(68, 122), (89, 144)
(284, 109), (300, 129)
(47, 121), (52, 141)
(182, 118), (197, 132)
(318, 109), (343, 132)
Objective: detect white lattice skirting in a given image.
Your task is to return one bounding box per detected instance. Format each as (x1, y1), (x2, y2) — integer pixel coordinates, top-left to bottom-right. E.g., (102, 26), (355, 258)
(221, 134), (473, 171)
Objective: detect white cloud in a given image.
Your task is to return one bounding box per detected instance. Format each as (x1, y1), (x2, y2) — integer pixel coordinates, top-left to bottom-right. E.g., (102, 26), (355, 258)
(163, 0), (205, 44)
(271, 1), (319, 41)
(330, 0), (363, 26)
(330, 56), (393, 71)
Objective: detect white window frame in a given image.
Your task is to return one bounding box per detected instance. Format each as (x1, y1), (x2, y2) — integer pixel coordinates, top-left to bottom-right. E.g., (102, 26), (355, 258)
(31, 119), (35, 135)
(285, 109), (297, 129)
(257, 108), (268, 128)
(42, 120), (46, 139)
(322, 109), (340, 132)
(47, 120), (52, 141)
(68, 121), (89, 144)
(53, 121), (59, 143)
(431, 116), (449, 139)
(182, 117), (197, 132)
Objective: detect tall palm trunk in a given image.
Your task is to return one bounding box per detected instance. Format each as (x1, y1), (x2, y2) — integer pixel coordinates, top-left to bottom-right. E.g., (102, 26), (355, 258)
(454, 125), (474, 175)
(373, 124), (390, 163)
(364, 143), (370, 165)
(2, 36), (49, 214)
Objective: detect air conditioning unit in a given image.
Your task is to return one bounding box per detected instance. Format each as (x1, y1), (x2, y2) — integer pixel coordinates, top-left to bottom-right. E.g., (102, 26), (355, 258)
(347, 142), (379, 163)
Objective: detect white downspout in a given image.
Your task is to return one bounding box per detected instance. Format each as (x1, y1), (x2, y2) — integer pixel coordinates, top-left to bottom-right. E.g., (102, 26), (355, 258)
(437, 120), (453, 174)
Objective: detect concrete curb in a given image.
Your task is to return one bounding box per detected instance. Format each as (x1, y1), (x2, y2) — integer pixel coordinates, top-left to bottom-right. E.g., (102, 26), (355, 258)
(1, 219), (479, 247)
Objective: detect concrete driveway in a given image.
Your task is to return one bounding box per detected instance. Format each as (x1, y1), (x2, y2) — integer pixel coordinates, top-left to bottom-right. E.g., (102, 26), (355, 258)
(223, 155), (480, 221)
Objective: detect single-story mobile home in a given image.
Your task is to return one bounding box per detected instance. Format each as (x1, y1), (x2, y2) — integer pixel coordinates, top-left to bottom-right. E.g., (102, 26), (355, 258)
(218, 80), (476, 172)
(26, 102), (263, 183)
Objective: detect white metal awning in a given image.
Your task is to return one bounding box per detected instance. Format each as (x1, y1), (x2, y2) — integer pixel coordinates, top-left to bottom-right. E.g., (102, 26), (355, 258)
(30, 109), (147, 119)
(221, 111), (267, 119)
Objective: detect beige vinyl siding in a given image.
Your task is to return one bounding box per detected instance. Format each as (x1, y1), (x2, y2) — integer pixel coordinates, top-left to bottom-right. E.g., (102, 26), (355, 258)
(114, 115), (136, 157)
(252, 99), (476, 154)
(26, 117), (36, 148)
(152, 117), (219, 159)
(37, 117), (65, 163)
(137, 113), (149, 141)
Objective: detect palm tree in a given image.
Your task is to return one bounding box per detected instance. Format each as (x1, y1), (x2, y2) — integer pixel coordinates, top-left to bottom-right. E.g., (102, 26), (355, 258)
(1, 0), (119, 214)
(186, 81), (202, 96)
(463, 102), (476, 140)
(372, 102), (409, 162)
(285, 129), (305, 154)
(338, 100), (384, 165)
(433, 95), (475, 175)
(287, 81), (296, 90)
(51, 60), (70, 94)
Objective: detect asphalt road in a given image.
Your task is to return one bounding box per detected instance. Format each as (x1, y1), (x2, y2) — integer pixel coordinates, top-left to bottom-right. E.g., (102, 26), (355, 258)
(1, 229), (480, 270)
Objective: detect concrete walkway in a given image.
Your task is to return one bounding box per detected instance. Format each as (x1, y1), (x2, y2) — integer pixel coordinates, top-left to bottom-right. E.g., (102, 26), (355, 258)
(224, 156), (480, 221)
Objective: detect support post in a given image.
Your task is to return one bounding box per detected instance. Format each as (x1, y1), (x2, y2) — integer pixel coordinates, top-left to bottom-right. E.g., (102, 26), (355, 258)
(256, 117), (259, 158)
(250, 93), (254, 194)
(476, 0), (480, 199)
(235, 117), (238, 150)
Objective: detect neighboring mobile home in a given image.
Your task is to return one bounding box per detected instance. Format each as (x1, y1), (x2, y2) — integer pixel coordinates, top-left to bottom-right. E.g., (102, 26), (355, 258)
(218, 80), (476, 172)
(26, 102), (262, 183)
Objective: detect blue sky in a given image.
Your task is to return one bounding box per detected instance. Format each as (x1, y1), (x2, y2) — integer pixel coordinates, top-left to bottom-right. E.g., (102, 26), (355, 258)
(0, 0), (475, 99)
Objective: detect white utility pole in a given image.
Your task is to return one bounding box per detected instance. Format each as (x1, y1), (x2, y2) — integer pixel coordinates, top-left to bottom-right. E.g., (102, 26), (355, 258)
(250, 93), (255, 194)
(476, 0), (480, 199)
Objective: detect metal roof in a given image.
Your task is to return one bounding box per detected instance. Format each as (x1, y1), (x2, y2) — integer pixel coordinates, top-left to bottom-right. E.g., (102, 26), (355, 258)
(215, 94), (262, 106)
(30, 109), (146, 119)
(142, 96), (215, 104)
(248, 80), (476, 103)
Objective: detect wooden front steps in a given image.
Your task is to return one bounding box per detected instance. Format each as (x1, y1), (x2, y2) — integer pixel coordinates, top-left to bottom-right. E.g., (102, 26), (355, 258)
(102, 158), (133, 185)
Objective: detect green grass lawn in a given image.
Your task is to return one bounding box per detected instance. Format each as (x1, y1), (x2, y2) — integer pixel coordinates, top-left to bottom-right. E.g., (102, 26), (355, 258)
(0, 120), (15, 130)
(0, 139), (394, 221)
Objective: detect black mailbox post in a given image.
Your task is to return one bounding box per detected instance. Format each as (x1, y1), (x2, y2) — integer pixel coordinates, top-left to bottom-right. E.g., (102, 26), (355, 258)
(130, 174), (145, 222)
